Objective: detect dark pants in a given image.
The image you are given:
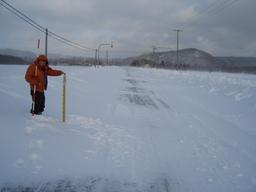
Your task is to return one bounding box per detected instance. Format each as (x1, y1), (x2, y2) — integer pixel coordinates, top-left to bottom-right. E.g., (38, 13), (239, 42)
(30, 90), (45, 114)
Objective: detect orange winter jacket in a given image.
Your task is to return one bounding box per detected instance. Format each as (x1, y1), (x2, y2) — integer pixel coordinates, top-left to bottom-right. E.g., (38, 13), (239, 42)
(25, 55), (62, 92)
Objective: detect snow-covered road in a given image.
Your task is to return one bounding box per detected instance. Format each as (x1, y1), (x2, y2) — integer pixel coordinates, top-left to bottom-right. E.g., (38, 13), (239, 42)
(0, 65), (256, 192)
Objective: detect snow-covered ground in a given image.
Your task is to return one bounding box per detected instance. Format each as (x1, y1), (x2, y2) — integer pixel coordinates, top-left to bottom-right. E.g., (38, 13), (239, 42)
(0, 65), (256, 192)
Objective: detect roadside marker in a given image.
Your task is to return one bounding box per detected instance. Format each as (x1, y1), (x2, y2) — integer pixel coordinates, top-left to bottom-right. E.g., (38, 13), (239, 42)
(62, 73), (66, 122)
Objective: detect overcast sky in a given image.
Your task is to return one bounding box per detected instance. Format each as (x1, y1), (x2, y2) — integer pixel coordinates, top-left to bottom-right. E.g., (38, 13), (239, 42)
(0, 0), (255, 58)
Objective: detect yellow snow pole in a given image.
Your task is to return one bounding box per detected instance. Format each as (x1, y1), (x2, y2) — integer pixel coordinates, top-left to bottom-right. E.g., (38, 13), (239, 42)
(62, 73), (66, 122)
(32, 66), (38, 116)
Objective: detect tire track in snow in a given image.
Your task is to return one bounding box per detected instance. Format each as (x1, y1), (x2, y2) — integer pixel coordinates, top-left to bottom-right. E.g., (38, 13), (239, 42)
(120, 67), (187, 191)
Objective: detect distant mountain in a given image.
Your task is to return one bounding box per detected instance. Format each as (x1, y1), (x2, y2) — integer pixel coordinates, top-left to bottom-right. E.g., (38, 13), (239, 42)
(0, 54), (26, 64)
(0, 49), (36, 59)
(0, 48), (89, 60)
(120, 48), (256, 73)
(1, 48), (256, 73)
(119, 48), (213, 67)
(127, 48), (219, 68)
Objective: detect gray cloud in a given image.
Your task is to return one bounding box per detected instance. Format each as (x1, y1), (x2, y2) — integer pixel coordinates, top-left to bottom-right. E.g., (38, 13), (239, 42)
(0, 0), (255, 57)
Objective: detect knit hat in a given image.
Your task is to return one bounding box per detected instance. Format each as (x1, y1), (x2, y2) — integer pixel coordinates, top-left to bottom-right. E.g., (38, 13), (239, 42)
(37, 55), (48, 62)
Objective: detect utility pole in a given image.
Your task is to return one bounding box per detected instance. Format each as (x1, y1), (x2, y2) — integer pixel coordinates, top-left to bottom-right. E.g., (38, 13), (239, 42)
(97, 41), (113, 65)
(152, 46), (157, 54)
(45, 28), (48, 57)
(94, 49), (98, 67)
(106, 50), (109, 65)
(173, 29), (183, 67)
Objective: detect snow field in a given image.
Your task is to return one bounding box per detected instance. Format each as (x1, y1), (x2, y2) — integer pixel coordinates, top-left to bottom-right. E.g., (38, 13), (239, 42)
(0, 65), (256, 191)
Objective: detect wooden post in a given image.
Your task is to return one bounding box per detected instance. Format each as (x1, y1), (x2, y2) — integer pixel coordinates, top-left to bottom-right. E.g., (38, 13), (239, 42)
(62, 74), (66, 122)
(45, 28), (48, 57)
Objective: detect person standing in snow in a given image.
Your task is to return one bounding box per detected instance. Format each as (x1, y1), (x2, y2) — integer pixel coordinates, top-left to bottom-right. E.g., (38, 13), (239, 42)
(25, 55), (64, 115)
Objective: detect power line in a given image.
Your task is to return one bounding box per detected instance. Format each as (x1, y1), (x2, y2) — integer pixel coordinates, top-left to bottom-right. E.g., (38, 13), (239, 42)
(0, 0), (95, 52)
(210, 0), (239, 15)
(1, 0), (45, 30)
(198, 0), (231, 15)
(1, 0), (95, 51)
(48, 33), (95, 52)
(0, 0), (91, 51)
(190, 0), (240, 21)
(197, 0), (239, 16)
(48, 31), (95, 51)
(0, 1), (45, 33)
